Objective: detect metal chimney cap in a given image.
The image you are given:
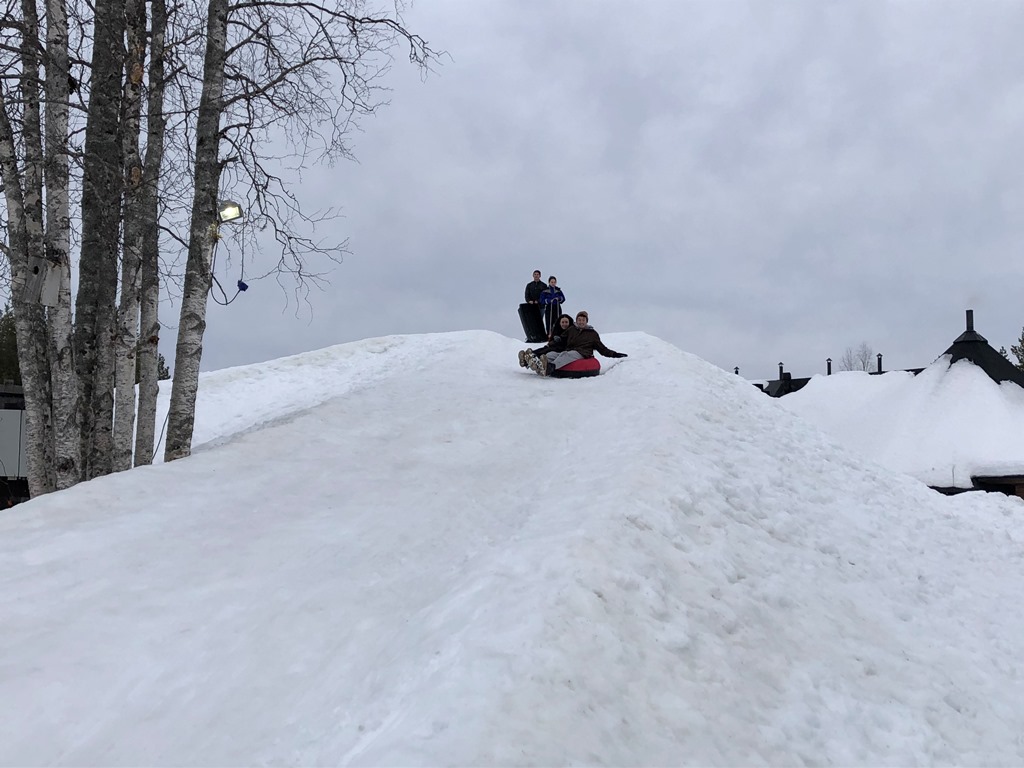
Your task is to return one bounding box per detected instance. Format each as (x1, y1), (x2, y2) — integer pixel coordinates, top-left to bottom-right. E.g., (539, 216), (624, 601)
(953, 308), (986, 344)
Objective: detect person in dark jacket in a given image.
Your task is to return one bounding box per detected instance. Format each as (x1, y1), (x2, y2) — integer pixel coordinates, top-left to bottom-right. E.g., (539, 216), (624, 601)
(518, 310), (626, 376)
(522, 270), (546, 334)
(524, 270), (545, 305)
(519, 314), (571, 368)
(549, 314), (573, 348)
(539, 276), (566, 340)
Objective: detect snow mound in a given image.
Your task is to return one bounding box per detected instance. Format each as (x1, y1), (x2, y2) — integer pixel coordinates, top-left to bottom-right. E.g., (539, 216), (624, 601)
(1, 331), (1023, 766)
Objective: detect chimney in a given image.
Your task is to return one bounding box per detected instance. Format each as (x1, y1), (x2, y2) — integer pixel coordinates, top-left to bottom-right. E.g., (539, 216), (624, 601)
(952, 307), (986, 344)
(734, 367), (739, 375)
(876, 353), (883, 373)
(826, 357), (832, 375)
(778, 362), (784, 379)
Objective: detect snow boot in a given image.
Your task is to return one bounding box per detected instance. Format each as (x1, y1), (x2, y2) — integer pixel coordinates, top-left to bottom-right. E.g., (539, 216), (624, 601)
(527, 353), (548, 376)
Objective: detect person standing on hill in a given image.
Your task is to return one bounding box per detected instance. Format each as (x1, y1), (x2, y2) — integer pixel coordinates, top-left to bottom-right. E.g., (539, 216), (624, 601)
(539, 276), (566, 340)
(524, 270), (545, 307)
(520, 269), (548, 342)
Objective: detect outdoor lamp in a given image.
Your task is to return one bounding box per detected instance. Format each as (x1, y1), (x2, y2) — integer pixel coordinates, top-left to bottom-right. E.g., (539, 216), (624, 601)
(217, 200), (243, 224)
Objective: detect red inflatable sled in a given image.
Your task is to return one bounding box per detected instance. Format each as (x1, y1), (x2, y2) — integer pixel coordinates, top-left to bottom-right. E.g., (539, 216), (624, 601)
(550, 357), (601, 379)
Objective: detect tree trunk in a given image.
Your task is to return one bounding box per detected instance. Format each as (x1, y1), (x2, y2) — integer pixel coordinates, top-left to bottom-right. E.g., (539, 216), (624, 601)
(134, 0), (168, 467)
(73, 0), (124, 479)
(164, 0), (229, 462)
(44, 0), (81, 489)
(0, 0), (58, 495)
(113, 0), (146, 472)
(0, 89), (57, 496)
(11, 303), (56, 496)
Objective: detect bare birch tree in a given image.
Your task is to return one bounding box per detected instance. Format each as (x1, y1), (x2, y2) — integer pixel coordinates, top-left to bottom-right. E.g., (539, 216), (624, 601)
(3, 0), (435, 487)
(2, 0), (190, 489)
(164, 1), (433, 461)
(0, 0), (58, 495)
(838, 342), (875, 372)
(73, 0), (124, 479)
(134, 0), (169, 467)
(163, 0), (231, 463)
(112, 0), (147, 472)
(43, 0), (80, 489)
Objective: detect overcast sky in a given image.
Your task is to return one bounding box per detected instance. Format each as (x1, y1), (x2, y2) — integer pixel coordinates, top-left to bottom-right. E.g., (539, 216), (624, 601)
(191, 0), (1024, 380)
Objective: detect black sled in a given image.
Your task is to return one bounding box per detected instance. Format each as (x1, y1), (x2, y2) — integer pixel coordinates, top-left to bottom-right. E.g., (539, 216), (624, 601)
(518, 303), (548, 343)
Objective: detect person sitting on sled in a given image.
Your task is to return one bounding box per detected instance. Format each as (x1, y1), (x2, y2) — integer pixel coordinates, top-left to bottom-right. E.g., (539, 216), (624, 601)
(549, 313), (573, 348)
(518, 310), (626, 376)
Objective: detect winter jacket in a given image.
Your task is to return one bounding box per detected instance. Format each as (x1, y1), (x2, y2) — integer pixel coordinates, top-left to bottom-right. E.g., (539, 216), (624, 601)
(551, 324), (573, 348)
(524, 279), (546, 303)
(539, 286), (565, 306)
(534, 325), (572, 356)
(561, 324), (624, 359)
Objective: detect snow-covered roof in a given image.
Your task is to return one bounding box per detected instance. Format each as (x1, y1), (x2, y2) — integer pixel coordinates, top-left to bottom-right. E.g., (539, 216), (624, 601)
(942, 315), (1024, 388)
(780, 356), (1024, 488)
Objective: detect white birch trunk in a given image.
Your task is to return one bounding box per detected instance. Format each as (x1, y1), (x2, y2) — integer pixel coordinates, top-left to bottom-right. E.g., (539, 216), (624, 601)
(44, 0), (81, 489)
(11, 303), (57, 496)
(74, 0), (125, 479)
(91, 308), (117, 478)
(112, 0), (145, 472)
(164, 0), (230, 462)
(0, 88), (56, 496)
(9, 0), (57, 494)
(134, 230), (160, 466)
(134, 0), (167, 467)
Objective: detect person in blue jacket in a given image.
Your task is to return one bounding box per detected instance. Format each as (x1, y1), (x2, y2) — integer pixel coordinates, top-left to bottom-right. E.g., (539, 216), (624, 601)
(539, 276), (565, 340)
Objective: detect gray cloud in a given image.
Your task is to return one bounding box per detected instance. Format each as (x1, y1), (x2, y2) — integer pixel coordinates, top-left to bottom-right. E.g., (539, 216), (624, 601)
(190, 0), (1024, 380)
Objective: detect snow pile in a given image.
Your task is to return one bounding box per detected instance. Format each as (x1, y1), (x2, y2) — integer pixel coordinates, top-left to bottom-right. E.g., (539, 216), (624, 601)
(2, 331), (1023, 765)
(781, 357), (1024, 487)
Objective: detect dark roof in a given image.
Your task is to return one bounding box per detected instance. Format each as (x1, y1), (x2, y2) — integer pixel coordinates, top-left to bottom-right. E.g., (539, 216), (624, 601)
(757, 373), (811, 398)
(0, 385), (23, 410)
(941, 311), (1024, 388)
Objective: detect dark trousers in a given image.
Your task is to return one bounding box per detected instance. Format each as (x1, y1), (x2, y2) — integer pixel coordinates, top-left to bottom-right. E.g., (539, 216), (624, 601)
(542, 303), (561, 338)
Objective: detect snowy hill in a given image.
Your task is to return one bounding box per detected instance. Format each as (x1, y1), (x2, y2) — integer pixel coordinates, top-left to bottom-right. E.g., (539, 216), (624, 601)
(780, 358), (1024, 488)
(2, 331), (1023, 765)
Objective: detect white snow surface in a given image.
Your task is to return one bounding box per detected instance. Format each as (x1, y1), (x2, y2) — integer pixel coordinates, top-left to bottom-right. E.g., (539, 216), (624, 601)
(781, 357), (1024, 488)
(3, 331), (1024, 766)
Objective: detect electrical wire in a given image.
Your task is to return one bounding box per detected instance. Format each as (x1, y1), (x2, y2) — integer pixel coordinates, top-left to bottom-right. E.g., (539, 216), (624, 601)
(209, 229), (249, 306)
(155, 406), (171, 458)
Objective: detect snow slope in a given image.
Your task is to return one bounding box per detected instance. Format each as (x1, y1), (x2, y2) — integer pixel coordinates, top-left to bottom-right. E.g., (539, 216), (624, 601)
(2, 331), (1023, 766)
(781, 358), (1024, 487)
